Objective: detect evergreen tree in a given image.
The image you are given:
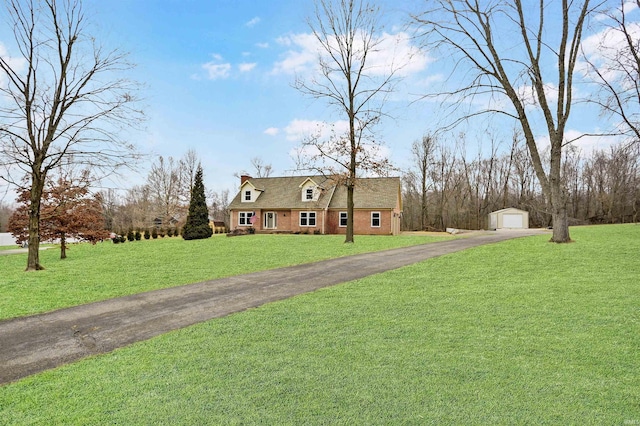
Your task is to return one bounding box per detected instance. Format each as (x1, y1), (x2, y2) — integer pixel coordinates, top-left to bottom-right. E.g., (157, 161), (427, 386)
(182, 165), (213, 240)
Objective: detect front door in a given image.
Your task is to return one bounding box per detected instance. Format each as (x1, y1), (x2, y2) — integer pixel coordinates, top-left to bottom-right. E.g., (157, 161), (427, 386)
(264, 211), (277, 229)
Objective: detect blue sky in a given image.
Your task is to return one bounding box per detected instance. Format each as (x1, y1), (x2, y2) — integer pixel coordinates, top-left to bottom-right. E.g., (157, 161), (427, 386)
(86, 0), (432, 195)
(1, 1), (635, 201)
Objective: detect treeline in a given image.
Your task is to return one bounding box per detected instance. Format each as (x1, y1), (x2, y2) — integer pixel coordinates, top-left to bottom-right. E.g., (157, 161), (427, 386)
(99, 150), (230, 232)
(402, 134), (640, 231)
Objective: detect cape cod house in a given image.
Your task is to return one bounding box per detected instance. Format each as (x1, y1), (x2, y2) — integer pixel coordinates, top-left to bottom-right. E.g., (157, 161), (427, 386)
(228, 175), (403, 235)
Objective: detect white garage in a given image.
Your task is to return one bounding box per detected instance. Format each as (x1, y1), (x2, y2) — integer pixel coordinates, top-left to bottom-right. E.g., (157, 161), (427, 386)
(488, 208), (529, 230)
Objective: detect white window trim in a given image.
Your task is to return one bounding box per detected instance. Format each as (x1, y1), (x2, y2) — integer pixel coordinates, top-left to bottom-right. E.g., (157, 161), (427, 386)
(305, 188), (314, 200)
(238, 211), (254, 226)
(244, 190), (252, 202)
(339, 211), (347, 227)
(371, 211), (381, 228)
(299, 211), (317, 227)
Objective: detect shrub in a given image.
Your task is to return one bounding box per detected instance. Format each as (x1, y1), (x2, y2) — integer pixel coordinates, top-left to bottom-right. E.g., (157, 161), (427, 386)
(119, 235), (126, 243)
(127, 230), (135, 242)
(144, 229), (150, 240)
(152, 228), (158, 239)
(135, 230), (141, 241)
(112, 236), (120, 244)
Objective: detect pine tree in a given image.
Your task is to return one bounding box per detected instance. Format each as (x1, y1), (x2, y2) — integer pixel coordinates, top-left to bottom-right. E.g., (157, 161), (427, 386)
(182, 165), (213, 240)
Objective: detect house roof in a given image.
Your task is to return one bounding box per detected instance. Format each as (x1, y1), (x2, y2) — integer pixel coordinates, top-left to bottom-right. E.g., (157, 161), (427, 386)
(228, 175), (401, 211)
(327, 177), (401, 210)
(489, 207), (528, 215)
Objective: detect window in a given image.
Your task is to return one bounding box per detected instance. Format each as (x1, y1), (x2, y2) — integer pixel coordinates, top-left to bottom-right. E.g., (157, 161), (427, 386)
(239, 211), (254, 226)
(305, 188), (314, 200)
(300, 211), (316, 227)
(339, 212), (347, 227)
(244, 190), (252, 201)
(371, 212), (381, 227)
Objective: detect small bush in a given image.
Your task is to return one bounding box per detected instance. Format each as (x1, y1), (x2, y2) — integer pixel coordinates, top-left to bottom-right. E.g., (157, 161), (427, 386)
(135, 231), (141, 241)
(144, 229), (150, 240)
(112, 236), (120, 244)
(127, 230), (135, 242)
(119, 235), (126, 243)
(152, 228), (158, 239)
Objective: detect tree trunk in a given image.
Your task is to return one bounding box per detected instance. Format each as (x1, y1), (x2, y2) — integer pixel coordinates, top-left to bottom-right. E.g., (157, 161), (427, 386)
(26, 176), (45, 271)
(345, 181), (355, 243)
(549, 135), (572, 243)
(60, 234), (67, 259)
(551, 206), (571, 243)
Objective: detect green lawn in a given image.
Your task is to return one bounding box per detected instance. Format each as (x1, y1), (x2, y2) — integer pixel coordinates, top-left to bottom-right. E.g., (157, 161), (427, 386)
(1, 225), (638, 424)
(0, 233), (452, 320)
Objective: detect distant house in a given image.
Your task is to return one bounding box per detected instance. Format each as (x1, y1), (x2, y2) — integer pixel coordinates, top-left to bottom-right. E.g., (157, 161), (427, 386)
(209, 220), (227, 233)
(228, 175), (403, 235)
(488, 208), (529, 230)
(153, 216), (179, 228)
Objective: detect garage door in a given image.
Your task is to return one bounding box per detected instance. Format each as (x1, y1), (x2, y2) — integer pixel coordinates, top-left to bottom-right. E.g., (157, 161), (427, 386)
(502, 214), (523, 228)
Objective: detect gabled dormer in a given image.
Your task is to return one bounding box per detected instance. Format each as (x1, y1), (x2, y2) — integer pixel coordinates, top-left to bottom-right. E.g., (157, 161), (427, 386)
(299, 177), (321, 202)
(240, 180), (262, 203)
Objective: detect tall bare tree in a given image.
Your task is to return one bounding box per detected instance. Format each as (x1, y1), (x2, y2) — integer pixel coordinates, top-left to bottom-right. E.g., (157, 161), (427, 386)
(410, 133), (436, 230)
(0, 0), (142, 270)
(296, 0), (397, 243)
(414, 0), (603, 242)
(146, 156), (183, 224)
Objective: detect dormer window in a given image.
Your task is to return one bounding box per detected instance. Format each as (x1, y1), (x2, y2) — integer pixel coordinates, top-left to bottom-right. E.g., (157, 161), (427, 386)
(300, 178), (320, 202)
(240, 182), (261, 203)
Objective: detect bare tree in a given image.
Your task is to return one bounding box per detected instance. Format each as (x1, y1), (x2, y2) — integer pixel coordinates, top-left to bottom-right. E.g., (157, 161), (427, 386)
(0, 0), (142, 270)
(414, 0), (603, 242)
(410, 133), (436, 230)
(178, 149), (200, 200)
(146, 156), (183, 224)
(295, 0), (398, 243)
(209, 189), (230, 227)
(250, 157), (273, 178)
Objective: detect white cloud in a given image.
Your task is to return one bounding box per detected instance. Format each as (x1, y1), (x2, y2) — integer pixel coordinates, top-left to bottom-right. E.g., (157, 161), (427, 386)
(0, 42), (26, 75)
(239, 62), (257, 72)
(202, 61), (231, 80)
(272, 33), (319, 75)
(256, 42), (270, 49)
(367, 32), (433, 77)
(264, 127), (280, 136)
(271, 31), (429, 78)
(579, 20), (640, 84)
(245, 17), (261, 28)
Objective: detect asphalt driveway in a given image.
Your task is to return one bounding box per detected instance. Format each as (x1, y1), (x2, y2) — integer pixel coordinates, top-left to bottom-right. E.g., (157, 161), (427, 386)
(0, 229), (546, 385)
